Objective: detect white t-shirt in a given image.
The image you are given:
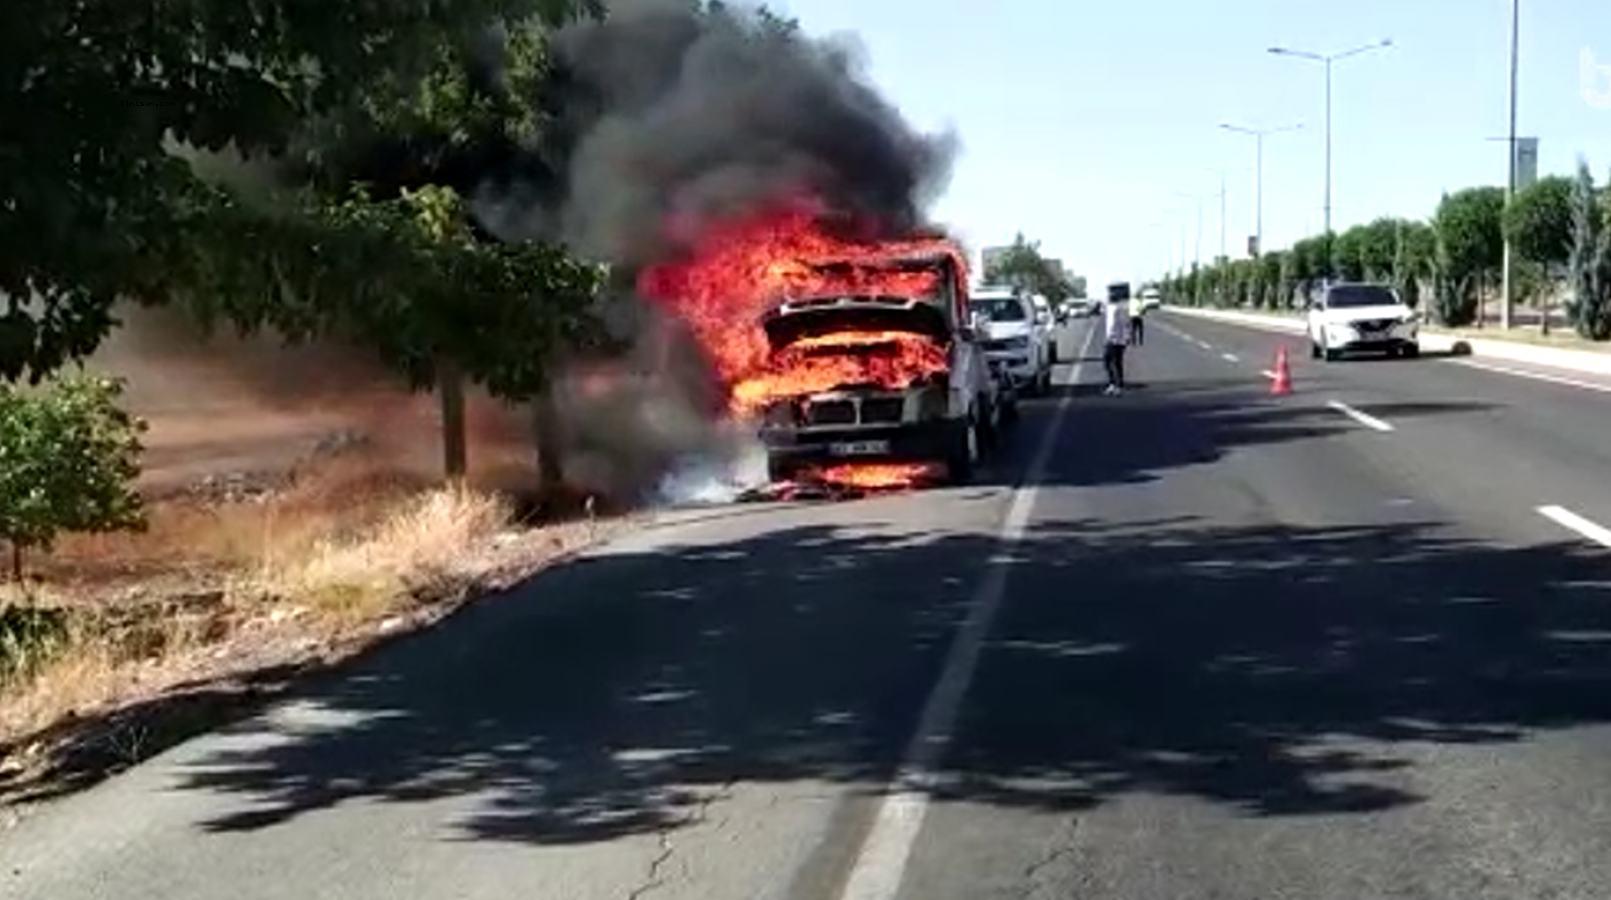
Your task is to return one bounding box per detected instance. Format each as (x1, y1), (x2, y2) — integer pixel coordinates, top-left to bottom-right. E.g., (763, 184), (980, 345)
(1103, 300), (1130, 345)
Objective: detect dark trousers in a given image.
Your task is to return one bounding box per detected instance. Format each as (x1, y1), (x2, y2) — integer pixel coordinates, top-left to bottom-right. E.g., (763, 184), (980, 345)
(1103, 342), (1126, 387)
(1129, 316), (1144, 344)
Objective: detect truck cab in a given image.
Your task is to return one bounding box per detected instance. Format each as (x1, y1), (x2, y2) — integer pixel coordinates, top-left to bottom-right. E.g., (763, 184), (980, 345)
(755, 251), (1003, 485)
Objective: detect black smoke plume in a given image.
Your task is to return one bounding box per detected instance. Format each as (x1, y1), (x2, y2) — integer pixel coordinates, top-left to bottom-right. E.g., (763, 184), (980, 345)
(127, 0), (957, 504)
(326, 0), (958, 271)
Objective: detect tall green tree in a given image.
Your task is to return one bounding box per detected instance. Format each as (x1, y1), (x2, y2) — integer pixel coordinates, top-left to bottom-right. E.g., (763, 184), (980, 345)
(1505, 174), (1575, 268)
(1431, 186), (1505, 326)
(0, 0), (600, 384)
(1566, 161), (1611, 339)
(984, 233), (1074, 304)
(1391, 219), (1436, 308)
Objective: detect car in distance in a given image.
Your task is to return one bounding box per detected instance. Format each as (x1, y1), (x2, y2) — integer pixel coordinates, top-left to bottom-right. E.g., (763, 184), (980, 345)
(1306, 281), (1419, 360)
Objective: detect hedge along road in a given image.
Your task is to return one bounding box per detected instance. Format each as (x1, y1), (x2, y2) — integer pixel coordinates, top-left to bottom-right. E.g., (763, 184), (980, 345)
(9, 314), (1611, 899)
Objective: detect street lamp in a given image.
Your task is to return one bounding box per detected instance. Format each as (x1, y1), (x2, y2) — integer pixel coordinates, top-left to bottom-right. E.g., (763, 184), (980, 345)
(1219, 121), (1303, 257)
(1268, 38), (1392, 262)
(1174, 190), (1204, 269)
(1501, 0), (1520, 329)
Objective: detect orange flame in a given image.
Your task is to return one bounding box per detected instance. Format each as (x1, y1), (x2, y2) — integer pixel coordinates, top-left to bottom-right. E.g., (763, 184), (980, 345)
(639, 201), (963, 407)
(806, 462), (938, 489)
(639, 199), (967, 489)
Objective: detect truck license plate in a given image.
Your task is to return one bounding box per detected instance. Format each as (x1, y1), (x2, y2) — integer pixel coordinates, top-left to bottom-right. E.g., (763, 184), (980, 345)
(828, 440), (890, 456)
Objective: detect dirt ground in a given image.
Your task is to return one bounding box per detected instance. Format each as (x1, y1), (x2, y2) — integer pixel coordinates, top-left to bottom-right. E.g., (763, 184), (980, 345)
(0, 310), (639, 816)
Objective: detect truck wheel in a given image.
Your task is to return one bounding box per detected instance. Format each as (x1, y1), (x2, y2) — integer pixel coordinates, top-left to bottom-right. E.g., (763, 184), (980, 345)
(945, 417), (977, 484)
(766, 456), (793, 484)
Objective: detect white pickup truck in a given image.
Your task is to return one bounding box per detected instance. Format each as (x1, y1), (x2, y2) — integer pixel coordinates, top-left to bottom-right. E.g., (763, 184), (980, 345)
(970, 286), (1053, 395)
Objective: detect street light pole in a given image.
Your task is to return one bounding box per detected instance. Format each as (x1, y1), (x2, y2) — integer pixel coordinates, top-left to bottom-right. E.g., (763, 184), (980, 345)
(1218, 170), (1227, 261)
(1255, 135), (1262, 251)
(1500, 0), (1520, 329)
(1269, 39), (1392, 277)
(1219, 121), (1303, 257)
(1194, 196), (1203, 267)
(1324, 56), (1333, 238)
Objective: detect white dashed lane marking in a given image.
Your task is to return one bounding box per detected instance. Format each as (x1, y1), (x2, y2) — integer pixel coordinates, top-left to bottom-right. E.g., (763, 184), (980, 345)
(1538, 505), (1611, 547)
(1326, 400), (1394, 432)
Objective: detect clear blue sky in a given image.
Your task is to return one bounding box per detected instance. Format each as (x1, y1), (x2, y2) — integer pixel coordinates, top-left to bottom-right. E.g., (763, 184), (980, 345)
(781, 0), (1611, 287)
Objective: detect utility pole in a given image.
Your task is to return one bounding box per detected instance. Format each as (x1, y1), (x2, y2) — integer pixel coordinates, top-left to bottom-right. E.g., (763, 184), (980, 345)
(1218, 170), (1228, 261)
(1269, 39), (1392, 276)
(1220, 121), (1303, 258)
(1500, 0), (1520, 329)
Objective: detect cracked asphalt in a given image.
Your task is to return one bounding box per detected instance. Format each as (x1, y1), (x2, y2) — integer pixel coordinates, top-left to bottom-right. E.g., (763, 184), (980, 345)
(7, 315), (1611, 898)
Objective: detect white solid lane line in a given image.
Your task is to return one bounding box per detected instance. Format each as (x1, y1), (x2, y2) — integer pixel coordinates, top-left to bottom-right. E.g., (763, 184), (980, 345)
(833, 323), (1094, 900)
(1537, 505), (1611, 547)
(1450, 358), (1611, 395)
(1326, 400), (1394, 432)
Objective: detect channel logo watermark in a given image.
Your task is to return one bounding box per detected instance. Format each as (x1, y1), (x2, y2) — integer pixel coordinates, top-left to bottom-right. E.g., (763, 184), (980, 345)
(1584, 47), (1611, 109)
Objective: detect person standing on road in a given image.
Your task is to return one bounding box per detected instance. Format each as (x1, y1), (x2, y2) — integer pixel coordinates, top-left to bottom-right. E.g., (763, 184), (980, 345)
(1127, 291), (1145, 345)
(1102, 292), (1130, 395)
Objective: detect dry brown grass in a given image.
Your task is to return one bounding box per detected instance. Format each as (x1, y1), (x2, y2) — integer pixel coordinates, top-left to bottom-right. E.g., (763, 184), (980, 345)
(0, 447), (622, 805)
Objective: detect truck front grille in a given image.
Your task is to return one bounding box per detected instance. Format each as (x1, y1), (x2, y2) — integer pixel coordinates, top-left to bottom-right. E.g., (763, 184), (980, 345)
(803, 400), (856, 425)
(859, 397), (906, 423)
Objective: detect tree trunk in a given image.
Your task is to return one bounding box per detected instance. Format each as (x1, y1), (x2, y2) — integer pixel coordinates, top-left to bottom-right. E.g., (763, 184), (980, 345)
(437, 357), (468, 480)
(531, 389), (564, 495)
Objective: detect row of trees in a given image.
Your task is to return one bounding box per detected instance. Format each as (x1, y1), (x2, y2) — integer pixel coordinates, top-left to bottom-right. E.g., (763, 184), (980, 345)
(1156, 160), (1611, 340)
(982, 232), (1084, 303)
(1, 0), (690, 577)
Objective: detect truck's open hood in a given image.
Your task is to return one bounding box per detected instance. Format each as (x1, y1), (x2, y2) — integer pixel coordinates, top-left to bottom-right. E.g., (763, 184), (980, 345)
(761, 295), (949, 350)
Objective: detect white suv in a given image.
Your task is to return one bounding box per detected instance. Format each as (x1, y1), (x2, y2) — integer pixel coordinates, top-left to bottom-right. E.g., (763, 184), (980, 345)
(1306, 281), (1420, 361)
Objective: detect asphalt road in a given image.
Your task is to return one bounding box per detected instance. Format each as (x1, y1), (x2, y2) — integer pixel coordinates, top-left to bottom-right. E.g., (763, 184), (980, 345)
(7, 315), (1611, 898)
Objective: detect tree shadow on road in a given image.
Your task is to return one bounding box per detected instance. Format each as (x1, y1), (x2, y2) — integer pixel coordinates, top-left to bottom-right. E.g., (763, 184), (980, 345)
(171, 511), (1611, 846)
(1034, 377), (1496, 489)
(156, 369), (1561, 853)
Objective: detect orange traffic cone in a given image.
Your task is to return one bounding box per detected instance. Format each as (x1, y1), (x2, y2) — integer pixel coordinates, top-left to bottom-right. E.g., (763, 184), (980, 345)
(1269, 345), (1292, 395)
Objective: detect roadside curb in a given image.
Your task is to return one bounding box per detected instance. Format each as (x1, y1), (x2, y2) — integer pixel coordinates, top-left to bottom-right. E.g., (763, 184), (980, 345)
(1163, 306), (1611, 377)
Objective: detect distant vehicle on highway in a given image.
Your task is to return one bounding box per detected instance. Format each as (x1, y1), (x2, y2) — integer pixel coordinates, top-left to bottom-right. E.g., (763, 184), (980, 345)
(1305, 281), (1420, 360)
(1138, 285), (1161, 311)
(971, 286), (1053, 396)
(1058, 298), (1099, 320)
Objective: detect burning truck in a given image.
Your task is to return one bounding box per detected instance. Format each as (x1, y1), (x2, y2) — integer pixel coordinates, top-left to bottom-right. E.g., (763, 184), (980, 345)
(640, 202), (1013, 492)
(753, 251), (1011, 486)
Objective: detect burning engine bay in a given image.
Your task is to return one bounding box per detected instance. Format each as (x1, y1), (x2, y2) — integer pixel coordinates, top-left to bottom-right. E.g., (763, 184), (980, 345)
(640, 201), (999, 499)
